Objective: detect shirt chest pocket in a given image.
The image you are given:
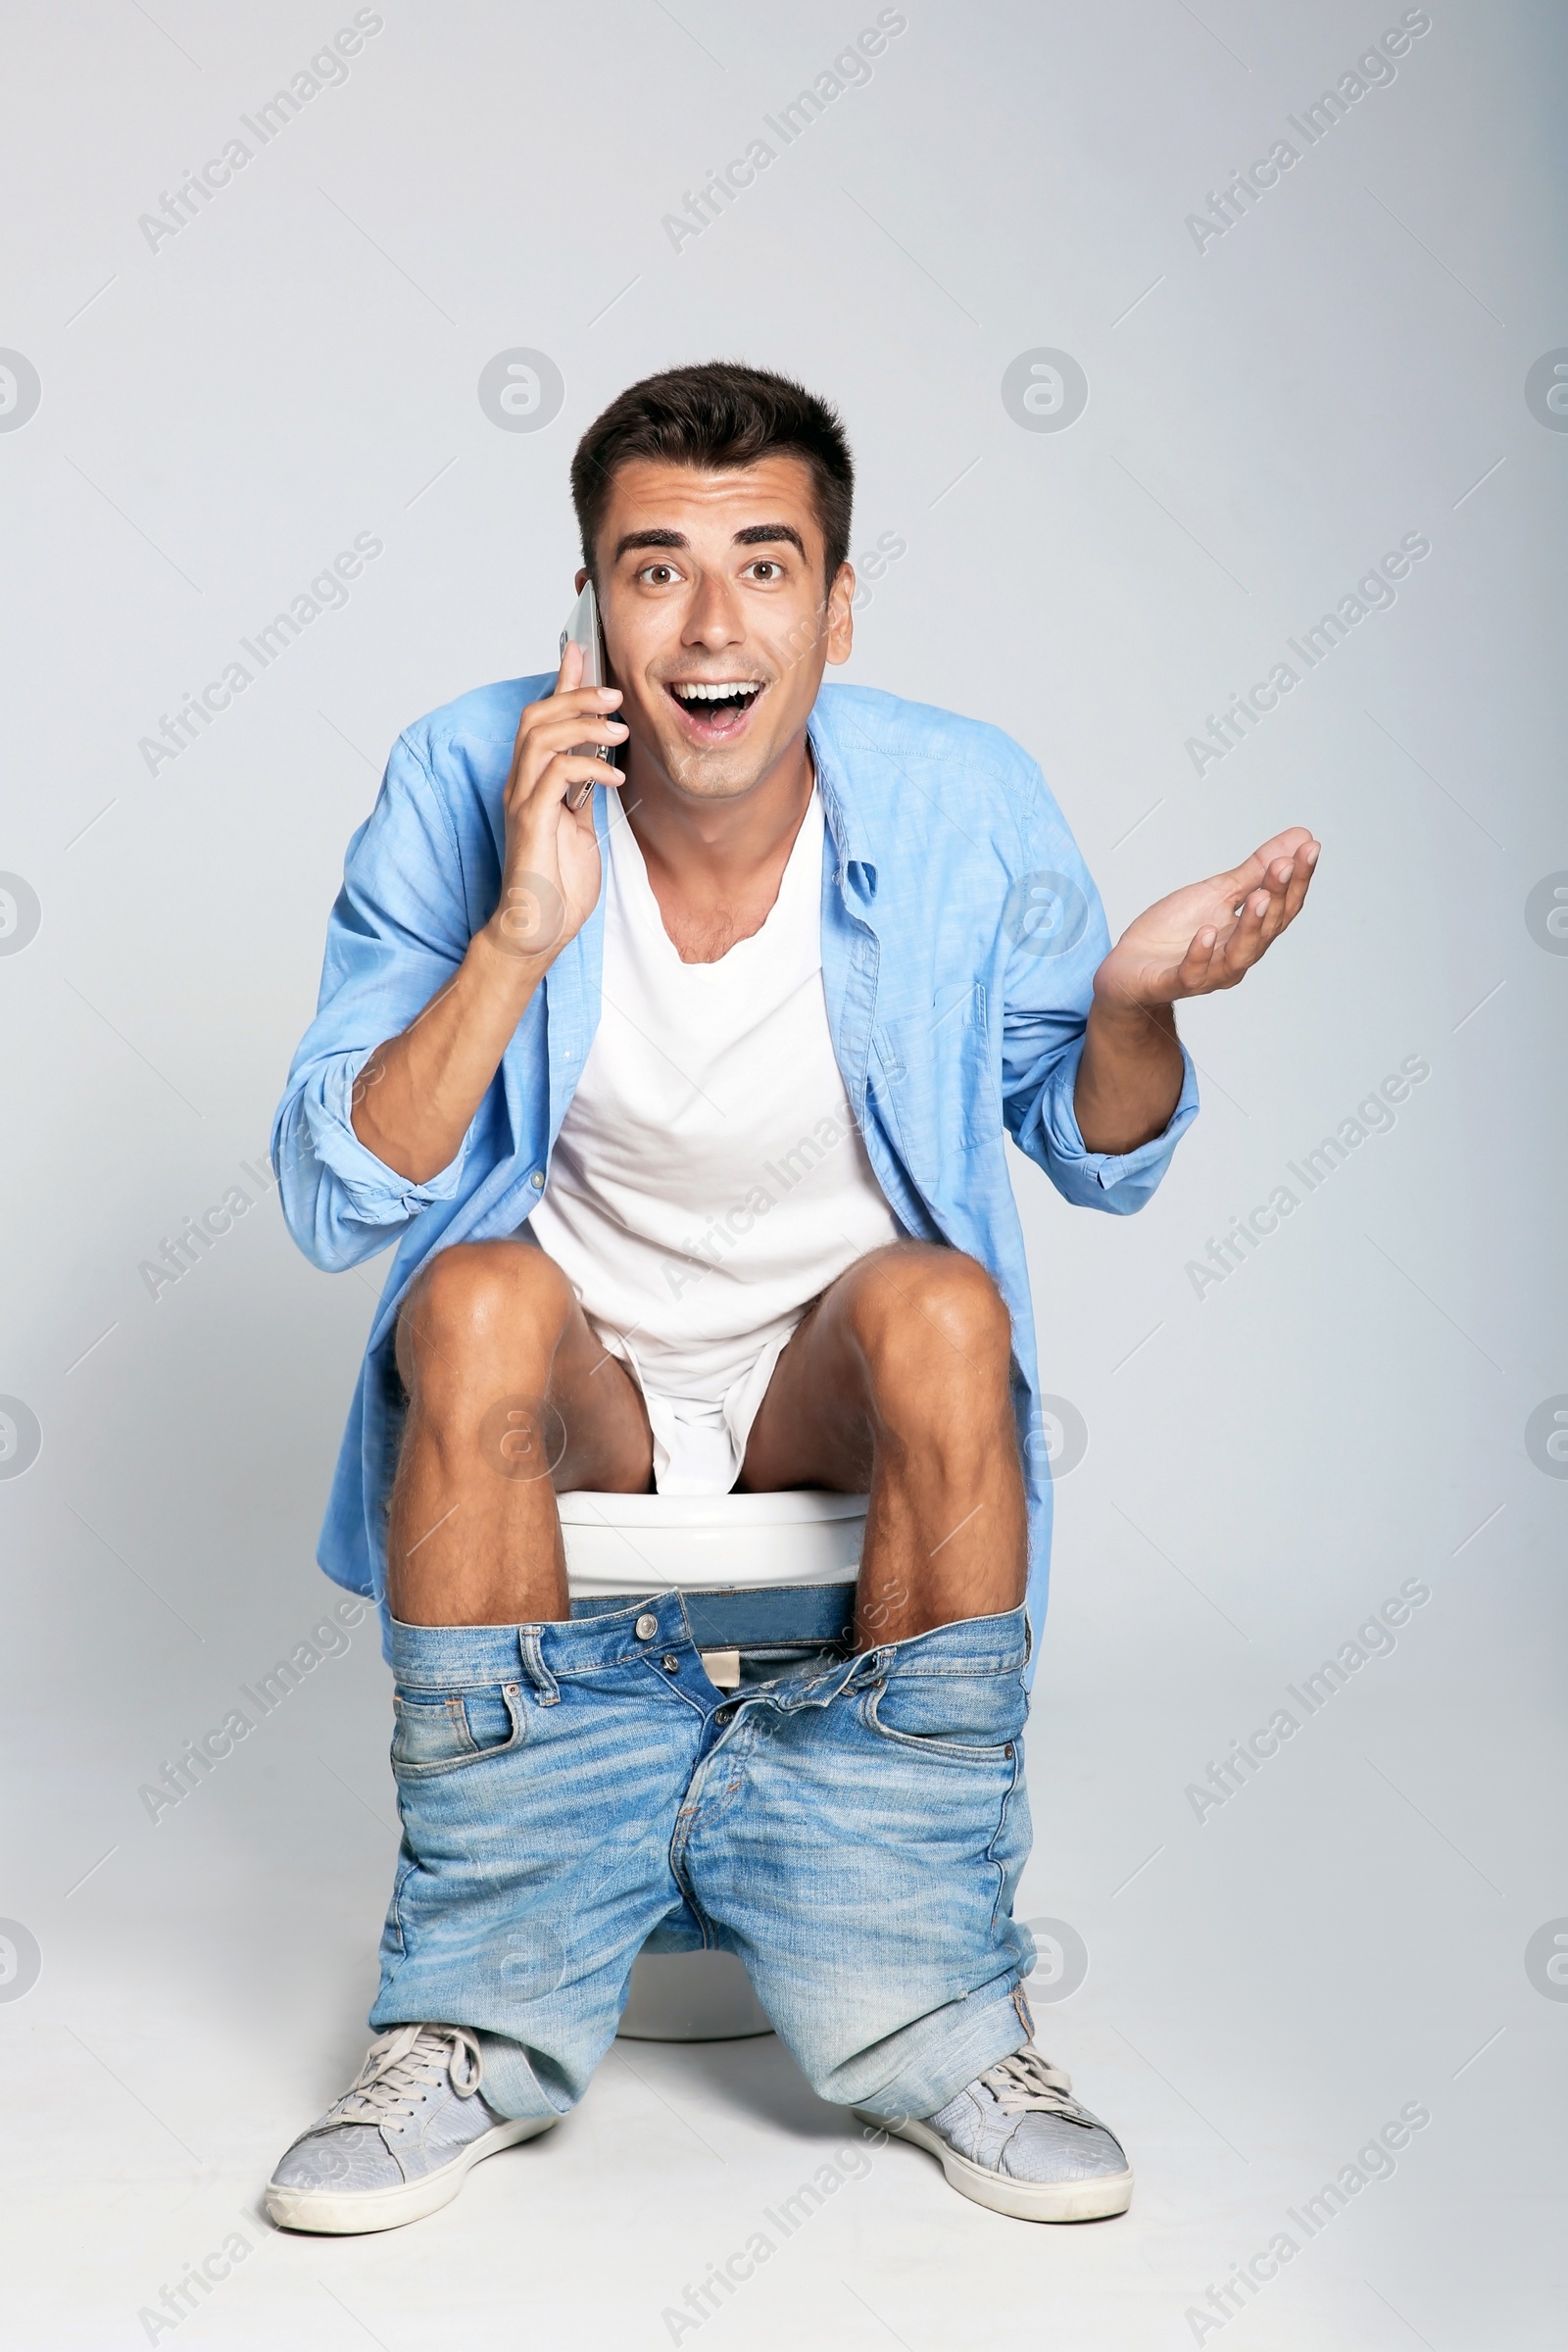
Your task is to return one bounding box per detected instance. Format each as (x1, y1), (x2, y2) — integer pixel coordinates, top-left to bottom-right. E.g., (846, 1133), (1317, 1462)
(870, 984), (1003, 1187)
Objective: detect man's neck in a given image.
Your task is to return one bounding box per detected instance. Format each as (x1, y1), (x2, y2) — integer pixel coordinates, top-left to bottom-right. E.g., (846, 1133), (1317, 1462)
(622, 729), (816, 964)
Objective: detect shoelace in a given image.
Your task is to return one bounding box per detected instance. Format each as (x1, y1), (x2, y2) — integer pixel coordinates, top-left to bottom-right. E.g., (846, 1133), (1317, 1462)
(979, 2047), (1100, 2129)
(318, 2024), (484, 2131)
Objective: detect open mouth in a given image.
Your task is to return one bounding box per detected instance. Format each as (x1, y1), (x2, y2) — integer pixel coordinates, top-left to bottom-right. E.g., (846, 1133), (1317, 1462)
(665, 679), (764, 741)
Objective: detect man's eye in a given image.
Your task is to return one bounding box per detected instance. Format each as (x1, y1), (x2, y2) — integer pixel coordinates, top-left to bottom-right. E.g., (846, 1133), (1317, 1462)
(641, 564), (677, 585)
(747, 561), (780, 581)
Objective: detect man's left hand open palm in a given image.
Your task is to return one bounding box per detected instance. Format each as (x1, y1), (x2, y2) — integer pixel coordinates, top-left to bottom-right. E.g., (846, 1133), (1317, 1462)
(1095, 826), (1321, 1010)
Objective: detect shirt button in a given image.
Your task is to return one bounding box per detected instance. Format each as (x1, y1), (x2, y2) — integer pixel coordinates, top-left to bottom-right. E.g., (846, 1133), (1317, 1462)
(635, 1613), (659, 1641)
(529, 1170), (545, 1189)
(714, 1705), (735, 1724)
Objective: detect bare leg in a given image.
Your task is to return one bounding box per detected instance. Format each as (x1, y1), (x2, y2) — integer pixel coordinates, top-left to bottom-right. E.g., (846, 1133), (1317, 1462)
(387, 1241), (653, 1626)
(739, 1243), (1026, 1648)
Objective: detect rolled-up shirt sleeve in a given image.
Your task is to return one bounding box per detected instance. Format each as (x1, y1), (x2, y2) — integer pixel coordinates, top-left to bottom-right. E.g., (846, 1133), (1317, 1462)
(1022, 1030), (1199, 1210)
(272, 731), (484, 1271)
(1001, 776), (1199, 1213)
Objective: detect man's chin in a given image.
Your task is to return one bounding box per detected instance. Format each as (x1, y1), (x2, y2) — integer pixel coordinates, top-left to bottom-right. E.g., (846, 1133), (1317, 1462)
(655, 734), (789, 805)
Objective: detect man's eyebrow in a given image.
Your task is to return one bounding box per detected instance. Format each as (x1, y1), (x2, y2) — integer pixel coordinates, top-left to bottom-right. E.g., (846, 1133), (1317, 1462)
(612, 522), (808, 564)
(612, 527), (689, 563)
(732, 522), (806, 557)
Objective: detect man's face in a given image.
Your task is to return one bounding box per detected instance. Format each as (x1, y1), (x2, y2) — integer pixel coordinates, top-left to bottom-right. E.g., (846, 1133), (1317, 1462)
(585, 454), (854, 805)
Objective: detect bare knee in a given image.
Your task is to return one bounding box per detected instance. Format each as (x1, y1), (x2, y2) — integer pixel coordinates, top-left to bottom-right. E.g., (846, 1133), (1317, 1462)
(849, 1248), (1013, 1430)
(396, 1241), (571, 1394)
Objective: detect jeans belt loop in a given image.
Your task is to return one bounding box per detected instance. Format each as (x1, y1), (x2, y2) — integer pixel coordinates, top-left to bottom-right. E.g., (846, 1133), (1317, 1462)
(517, 1626), (560, 1704)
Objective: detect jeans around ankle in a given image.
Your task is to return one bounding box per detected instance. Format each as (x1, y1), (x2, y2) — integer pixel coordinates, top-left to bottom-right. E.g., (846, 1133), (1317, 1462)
(370, 1594), (1036, 2123)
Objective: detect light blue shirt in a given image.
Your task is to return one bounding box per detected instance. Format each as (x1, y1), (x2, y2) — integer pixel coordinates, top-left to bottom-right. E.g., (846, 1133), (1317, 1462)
(273, 677), (1199, 1644)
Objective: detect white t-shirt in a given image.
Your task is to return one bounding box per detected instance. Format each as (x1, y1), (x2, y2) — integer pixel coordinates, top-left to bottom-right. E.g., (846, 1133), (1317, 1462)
(528, 789), (903, 1491)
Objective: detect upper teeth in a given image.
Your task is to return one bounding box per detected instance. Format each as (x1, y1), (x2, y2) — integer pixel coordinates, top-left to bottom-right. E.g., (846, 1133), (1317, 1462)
(672, 681), (760, 701)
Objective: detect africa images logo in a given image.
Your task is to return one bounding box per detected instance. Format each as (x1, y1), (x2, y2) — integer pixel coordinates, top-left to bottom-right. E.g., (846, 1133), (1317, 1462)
(0, 1920), (42, 2003)
(0, 350), (42, 432)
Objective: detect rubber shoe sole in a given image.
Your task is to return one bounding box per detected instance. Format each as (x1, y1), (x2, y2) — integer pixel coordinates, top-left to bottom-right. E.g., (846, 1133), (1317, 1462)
(854, 2109), (1133, 2224)
(266, 2115), (557, 2234)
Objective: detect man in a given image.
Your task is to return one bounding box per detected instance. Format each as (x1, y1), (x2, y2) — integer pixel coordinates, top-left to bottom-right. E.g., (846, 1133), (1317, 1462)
(268, 363), (1316, 2233)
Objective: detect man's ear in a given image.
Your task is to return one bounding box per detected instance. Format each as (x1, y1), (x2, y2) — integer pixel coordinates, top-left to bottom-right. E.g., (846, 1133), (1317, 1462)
(574, 565), (589, 592)
(824, 562), (856, 667)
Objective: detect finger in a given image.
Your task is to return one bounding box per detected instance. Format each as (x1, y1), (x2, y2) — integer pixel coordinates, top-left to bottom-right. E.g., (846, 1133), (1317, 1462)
(541, 752), (625, 808)
(510, 681), (621, 794)
(1195, 839), (1321, 988)
(510, 750), (628, 833)
(1262, 840), (1321, 933)
(532, 707), (629, 750)
(513, 709), (630, 789)
(1263, 824), (1315, 858)
(522, 684), (624, 737)
(516, 664), (623, 745)
(1173, 925), (1222, 994)
(1217, 825), (1316, 900)
(1253, 864), (1297, 944)
(1283, 838), (1321, 916)
(563, 752), (632, 813)
(1218, 890), (1274, 974)
(556, 635), (584, 696)
(1205, 892), (1265, 980)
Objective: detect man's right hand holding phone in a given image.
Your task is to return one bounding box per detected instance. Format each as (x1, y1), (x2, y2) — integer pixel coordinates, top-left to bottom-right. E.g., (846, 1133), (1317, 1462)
(487, 638), (627, 969)
(349, 643), (626, 1185)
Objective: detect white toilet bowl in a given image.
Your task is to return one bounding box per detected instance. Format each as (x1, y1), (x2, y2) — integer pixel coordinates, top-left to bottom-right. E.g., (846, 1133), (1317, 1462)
(616, 1948), (774, 2042)
(558, 1489), (867, 2042)
(557, 1487), (868, 1595)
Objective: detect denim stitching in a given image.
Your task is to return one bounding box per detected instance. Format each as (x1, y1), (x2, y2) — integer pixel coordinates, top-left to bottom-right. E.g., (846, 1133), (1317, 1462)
(389, 1682), (527, 1778)
(984, 1724), (1029, 1941)
(517, 1626), (560, 1704)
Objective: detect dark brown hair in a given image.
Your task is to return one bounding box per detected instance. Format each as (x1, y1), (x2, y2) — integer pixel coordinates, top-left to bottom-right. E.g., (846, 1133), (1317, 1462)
(570, 362), (854, 583)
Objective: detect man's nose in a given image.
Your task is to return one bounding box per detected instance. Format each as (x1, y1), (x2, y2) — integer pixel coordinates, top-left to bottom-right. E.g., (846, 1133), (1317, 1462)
(682, 574), (744, 648)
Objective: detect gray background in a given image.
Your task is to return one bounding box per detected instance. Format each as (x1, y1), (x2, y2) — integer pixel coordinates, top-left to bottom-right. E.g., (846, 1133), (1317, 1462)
(1, 1), (1564, 2344)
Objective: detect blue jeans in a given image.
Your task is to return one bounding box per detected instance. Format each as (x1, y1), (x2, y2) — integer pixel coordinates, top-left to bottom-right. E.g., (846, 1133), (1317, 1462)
(370, 1593), (1036, 2123)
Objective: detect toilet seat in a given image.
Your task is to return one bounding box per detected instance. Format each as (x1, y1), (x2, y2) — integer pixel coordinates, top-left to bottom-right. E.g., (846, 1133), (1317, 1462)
(559, 1488), (868, 1596)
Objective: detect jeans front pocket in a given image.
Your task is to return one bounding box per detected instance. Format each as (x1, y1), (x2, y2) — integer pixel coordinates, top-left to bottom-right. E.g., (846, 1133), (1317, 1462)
(391, 1681), (525, 1777)
(861, 1662), (1026, 1767)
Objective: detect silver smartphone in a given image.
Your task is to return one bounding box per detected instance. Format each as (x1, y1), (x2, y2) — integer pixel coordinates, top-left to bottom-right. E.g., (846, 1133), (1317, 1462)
(559, 578), (612, 811)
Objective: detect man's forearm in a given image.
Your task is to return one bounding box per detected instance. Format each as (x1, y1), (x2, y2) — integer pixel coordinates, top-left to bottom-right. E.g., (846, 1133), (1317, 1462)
(1073, 996), (1184, 1155)
(350, 929), (544, 1183)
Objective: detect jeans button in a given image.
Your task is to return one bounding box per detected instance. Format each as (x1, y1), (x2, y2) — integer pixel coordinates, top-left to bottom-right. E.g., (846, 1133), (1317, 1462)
(714, 1704), (735, 1724)
(661, 1653), (679, 1673)
(635, 1613), (659, 1642)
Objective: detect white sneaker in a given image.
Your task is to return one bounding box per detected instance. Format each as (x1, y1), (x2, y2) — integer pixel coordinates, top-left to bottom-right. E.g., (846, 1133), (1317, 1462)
(267, 2023), (555, 2234)
(857, 2046), (1134, 2223)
